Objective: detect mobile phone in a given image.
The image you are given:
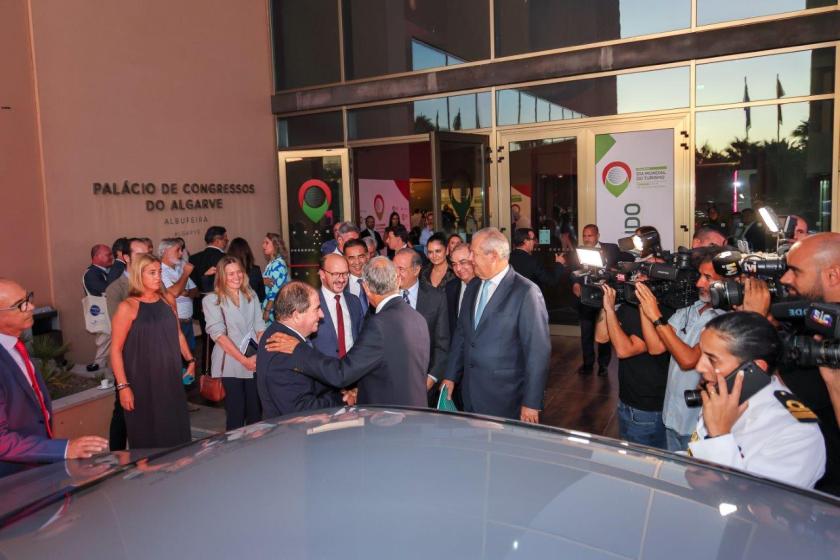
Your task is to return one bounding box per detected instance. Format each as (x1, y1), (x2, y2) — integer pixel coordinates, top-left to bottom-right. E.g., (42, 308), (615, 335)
(684, 361), (770, 408)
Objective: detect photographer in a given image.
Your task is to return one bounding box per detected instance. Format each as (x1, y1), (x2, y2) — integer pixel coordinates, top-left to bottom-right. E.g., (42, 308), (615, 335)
(688, 312), (825, 489)
(635, 248), (726, 451)
(595, 270), (671, 449)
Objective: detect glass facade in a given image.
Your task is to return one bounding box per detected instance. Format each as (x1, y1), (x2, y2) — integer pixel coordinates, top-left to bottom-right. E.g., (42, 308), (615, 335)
(278, 112), (343, 148)
(271, 0), (341, 90)
(697, 0), (836, 26)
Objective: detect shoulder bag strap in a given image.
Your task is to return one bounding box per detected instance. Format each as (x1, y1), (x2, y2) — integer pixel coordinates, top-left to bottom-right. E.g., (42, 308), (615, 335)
(218, 300), (228, 373)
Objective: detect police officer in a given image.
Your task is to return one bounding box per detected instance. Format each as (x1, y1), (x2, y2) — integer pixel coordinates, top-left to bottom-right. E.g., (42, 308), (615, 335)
(689, 312), (825, 489)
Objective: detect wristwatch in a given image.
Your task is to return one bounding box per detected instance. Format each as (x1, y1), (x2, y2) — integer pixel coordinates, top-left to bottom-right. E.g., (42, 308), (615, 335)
(652, 317), (667, 328)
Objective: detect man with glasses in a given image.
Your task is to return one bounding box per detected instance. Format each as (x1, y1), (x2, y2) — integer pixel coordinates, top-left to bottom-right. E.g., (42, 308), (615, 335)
(509, 228), (566, 289)
(445, 243), (476, 341)
(0, 280), (108, 477)
(312, 254), (365, 359)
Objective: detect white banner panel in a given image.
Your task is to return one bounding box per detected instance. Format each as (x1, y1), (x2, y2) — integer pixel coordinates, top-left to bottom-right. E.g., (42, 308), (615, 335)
(595, 129), (674, 251)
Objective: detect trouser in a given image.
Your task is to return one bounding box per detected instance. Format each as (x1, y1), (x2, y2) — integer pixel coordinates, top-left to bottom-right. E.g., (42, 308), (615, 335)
(617, 400), (666, 449)
(109, 391), (127, 451)
(179, 319), (196, 351)
(665, 427), (692, 452)
(579, 309), (612, 368)
(93, 331), (111, 368)
(222, 377), (261, 431)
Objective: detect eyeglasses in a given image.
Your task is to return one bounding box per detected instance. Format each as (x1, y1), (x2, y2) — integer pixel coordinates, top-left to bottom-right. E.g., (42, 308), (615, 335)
(451, 259), (472, 268)
(0, 291), (34, 313)
(322, 270), (350, 279)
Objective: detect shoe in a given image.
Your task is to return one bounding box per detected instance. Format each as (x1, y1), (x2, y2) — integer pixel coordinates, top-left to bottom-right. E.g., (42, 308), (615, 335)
(86, 363), (100, 372)
(597, 365), (608, 377)
(577, 365), (593, 375)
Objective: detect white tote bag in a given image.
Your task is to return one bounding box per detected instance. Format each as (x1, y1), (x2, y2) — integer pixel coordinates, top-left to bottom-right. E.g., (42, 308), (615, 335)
(82, 275), (111, 334)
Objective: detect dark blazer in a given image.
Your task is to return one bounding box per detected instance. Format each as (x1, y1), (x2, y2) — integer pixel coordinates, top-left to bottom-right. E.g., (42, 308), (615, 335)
(289, 297), (429, 407)
(444, 268), (551, 419)
(188, 246), (225, 295)
(414, 281), (449, 380)
(256, 323), (344, 419)
(444, 278), (463, 340)
(0, 344), (67, 478)
(83, 265), (109, 296)
(246, 264), (266, 303)
(107, 259), (126, 284)
(320, 239), (338, 256)
(360, 228), (385, 252)
(311, 289), (365, 358)
(509, 248), (564, 289)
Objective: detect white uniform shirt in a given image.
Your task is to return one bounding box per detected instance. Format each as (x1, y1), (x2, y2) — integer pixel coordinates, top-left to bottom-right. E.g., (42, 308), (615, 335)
(161, 263), (196, 319)
(688, 376), (826, 489)
(321, 287), (354, 352)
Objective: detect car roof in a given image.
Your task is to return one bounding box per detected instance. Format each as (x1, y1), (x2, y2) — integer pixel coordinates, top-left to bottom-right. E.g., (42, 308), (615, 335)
(0, 407), (838, 558)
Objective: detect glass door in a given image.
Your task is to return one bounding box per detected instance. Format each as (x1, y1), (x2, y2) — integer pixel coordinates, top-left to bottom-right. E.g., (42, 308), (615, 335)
(278, 149), (351, 286)
(431, 131), (490, 242)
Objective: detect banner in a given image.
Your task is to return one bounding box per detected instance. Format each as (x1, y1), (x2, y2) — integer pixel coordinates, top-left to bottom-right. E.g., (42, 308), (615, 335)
(595, 129), (674, 251)
(358, 179), (410, 234)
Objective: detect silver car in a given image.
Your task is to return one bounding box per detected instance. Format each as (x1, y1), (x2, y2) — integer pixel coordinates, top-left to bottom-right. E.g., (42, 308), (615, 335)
(0, 407), (838, 558)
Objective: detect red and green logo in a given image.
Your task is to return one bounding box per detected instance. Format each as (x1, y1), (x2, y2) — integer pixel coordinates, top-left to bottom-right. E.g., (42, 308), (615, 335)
(298, 179), (332, 223)
(602, 161), (632, 198)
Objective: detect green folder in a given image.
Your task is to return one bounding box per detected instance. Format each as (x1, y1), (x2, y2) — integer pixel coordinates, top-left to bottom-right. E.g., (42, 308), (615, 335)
(436, 384), (458, 412)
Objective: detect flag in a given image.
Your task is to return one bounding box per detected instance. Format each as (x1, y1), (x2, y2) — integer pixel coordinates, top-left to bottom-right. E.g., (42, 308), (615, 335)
(743, 77), (751, 132)
(776, 74), (785, 126)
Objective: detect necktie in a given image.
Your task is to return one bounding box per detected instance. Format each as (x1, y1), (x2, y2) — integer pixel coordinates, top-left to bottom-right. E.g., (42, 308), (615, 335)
(402, 289), (411, 306)
(357, 278), (368, 310)
(334, 294), (347, 358)
(474, 280), (490, 328)
(13, 339), (53, 438)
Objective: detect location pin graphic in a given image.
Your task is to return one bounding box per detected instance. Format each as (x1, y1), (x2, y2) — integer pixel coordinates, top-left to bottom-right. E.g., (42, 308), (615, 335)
(298, 179), (332, 223)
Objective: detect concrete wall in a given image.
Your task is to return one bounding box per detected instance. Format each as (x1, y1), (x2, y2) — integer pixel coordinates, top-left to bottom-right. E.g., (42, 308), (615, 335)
(2, 0), (279, 363)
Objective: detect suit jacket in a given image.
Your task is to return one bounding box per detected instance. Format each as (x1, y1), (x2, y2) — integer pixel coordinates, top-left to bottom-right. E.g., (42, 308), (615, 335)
(256, 323), (344, 419)
(320, 239), (338, 256)
(107, 259), (126, 284)
(83, 265), (109, 296)
(444, 278), (463, 341)
(415, 282), (449, 380)
(444, 268), (551, 419)
(105, 275), (130, 318)
(509, 248), (564, 288)
(189, 246), (225, 295)
(360, 228), (385, 252)
(0, 344), (67, 478)
(289, 297), (429, 407)
(311, 289), (365, 358)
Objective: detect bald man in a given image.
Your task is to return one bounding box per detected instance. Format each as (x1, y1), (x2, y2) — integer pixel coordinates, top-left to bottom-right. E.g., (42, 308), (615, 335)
(312, 254), (365, 359)
(779, 232), (840, 496)
(0, 279), (108, 477)
(84, 243), (114, 372)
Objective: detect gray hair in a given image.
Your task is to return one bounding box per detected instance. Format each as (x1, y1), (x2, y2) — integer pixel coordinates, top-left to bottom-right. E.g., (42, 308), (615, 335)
(275, 281), (316, 320)
(474, 227), (510, 260)
(362, 236), (377, 252)
(450, 242), (470, 257)
(363, 256), (398, 295)
(396, 247), (422, 269)
(157, 237), (180, 259)
(337, 222), (360, 236)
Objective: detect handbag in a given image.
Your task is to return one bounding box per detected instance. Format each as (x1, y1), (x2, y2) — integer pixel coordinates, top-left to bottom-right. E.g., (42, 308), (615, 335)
(81, 274), (111, 334)
(199, 374), (225, 402)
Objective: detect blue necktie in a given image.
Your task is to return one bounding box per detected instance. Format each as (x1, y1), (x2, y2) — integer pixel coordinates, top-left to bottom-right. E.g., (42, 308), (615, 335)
(474, 280), (490, 328)
(357, 279), (368, 310)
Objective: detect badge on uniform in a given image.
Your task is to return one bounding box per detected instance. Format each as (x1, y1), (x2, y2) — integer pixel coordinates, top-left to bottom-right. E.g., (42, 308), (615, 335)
(774, 391), (818, 423)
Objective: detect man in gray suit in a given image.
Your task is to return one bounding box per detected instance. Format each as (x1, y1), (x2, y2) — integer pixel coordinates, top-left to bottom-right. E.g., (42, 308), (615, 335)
(265, 257), (429, 407)
(442, 228), (551, 423)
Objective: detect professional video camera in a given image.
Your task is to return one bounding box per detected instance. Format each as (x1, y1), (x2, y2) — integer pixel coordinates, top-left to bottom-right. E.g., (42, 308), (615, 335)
(577, 228), (699, 310)
(774, 301), (840, 368)
(708, 250), (788, 310)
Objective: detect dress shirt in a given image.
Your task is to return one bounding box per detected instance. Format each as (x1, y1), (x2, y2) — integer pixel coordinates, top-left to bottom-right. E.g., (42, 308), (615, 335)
(161, 262), (196, 319)
(419, 227), (433, 248)
(375, 293), (402, 314)
(0, 333), (32, 388)
(332, 247), (342, 255)
(348, 274), (364, 297)
(474, 265), (510, 317)
(321, 287), (354, 352)
(403, 280), (420, 309)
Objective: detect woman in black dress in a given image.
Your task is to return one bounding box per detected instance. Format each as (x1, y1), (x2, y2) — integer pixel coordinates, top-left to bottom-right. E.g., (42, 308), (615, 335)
(110, 253), (193, 448)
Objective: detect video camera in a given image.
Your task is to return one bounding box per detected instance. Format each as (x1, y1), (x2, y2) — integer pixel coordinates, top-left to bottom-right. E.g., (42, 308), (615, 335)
(773, 301), (840, 368)
(708, 250), (788, 310)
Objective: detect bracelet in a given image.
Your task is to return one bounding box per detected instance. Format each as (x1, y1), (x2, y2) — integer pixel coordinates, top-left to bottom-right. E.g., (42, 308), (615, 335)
(185, 358), (195, 363)
(116, 383), (131, 391)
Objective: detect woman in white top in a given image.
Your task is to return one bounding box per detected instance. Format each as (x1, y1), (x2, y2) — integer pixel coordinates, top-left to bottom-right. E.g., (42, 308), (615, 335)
(202, 256), (266, 430)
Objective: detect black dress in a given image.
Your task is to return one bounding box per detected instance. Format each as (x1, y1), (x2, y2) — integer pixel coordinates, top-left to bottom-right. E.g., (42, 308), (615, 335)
(123, 299), (191, 448)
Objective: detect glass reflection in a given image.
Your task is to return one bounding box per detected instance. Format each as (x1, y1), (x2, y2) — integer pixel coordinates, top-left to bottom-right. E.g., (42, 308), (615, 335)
(695, 100), (833, 239)
(495, 0), (690, 57)
(696, 48), (835, 106)
(497, 67), (688, 126)
(697, 0), (836, 26)
(278, 112), (344, 148)
(272, 0), (341, 90)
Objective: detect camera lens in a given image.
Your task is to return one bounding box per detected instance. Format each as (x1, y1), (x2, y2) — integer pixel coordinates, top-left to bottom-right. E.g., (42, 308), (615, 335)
(709, 280), (743, 310)
(684, 389), (703, 408)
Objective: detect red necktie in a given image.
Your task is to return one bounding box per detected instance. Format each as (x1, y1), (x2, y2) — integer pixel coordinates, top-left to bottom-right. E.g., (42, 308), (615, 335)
(334, 294), (347, 358)
(13, 339), (53, 438)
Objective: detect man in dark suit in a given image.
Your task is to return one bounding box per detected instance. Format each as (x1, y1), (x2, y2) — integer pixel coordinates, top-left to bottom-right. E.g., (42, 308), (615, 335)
(445, 242), (476, 339)
(256, 282), (346, 418)
(264, 257), (429, 407)
(509, 228), (566, 288)
(189, 225), (228, 375)
(394, 248), (449, 399)
(312, 254), (365, 358)
(360, 215), (385, 253)
(0, 279), (108, 478)
(107, 237), (129, 284)
(572, 224), (621, 376)
(442, 228), (551, 423)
